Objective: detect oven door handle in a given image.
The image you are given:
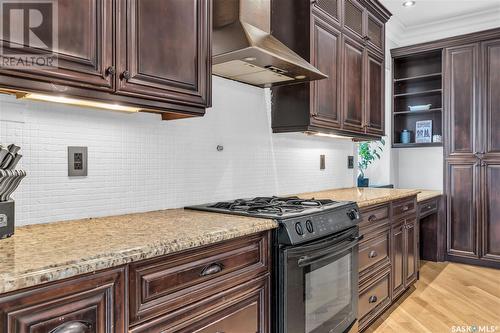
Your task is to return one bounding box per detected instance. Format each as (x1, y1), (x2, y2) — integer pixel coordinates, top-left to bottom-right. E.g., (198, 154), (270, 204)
(297, 235), (362, 267)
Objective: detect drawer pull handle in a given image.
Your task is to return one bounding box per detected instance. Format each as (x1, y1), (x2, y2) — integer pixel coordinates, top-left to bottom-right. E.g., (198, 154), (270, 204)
(402, 205), (409, 211)
(369, 250), (378, 258)
(368, 296), (378, 303)
(49, 320), (93, 333)
(368, 215), (377, 222)
(200, 263), (224, 277)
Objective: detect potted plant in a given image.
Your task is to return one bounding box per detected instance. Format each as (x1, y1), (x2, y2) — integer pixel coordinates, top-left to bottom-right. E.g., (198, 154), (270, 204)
(358, 139), (385, 187)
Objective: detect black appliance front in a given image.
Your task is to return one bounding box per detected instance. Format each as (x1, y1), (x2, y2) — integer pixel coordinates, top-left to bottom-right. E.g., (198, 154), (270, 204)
(274, 226), (360, 333)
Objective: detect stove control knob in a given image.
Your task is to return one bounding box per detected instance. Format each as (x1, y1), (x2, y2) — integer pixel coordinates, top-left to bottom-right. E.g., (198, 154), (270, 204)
(295, 222), (304, 236)
(306, 220), (314, 233)
(347, 209), (360, 220)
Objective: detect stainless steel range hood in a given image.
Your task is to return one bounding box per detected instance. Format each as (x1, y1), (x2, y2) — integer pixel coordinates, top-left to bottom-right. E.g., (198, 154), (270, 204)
(212, 0), (327, 88)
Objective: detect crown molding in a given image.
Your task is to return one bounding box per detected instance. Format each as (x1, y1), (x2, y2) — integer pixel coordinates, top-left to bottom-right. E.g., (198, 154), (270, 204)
(386, 6), (500, 46)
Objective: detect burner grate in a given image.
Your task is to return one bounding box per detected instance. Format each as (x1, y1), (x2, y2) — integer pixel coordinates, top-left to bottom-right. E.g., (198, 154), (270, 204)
(209, 196), (337, 216)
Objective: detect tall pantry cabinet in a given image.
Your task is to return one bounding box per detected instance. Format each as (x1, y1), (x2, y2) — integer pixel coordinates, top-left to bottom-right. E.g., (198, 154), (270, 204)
(444, 36), (500, 268)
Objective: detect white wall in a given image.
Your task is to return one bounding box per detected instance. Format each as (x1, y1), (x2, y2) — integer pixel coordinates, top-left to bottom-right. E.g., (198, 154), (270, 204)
(0, 77), (356, 226)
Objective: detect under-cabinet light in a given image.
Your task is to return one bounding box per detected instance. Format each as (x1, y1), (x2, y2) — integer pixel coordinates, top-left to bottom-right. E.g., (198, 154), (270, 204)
(308, 132), (354, 140)
(402, 1), (415, 7)
(20, 93), (141, 113)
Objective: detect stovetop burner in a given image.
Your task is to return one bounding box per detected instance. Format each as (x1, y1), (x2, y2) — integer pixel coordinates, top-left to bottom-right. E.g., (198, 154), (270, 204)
(209, 196), (337, 216)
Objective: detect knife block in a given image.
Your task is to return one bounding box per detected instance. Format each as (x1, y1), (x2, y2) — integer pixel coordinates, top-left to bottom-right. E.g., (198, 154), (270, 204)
(0, 200), (14, 239)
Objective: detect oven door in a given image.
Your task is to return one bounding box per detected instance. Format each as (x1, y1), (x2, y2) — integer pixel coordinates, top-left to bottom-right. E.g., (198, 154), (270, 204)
(277, 227), (360, 333)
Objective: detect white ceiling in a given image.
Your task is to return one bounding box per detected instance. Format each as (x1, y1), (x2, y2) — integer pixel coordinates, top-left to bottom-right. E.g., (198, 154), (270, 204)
(380, 0), (500, 28)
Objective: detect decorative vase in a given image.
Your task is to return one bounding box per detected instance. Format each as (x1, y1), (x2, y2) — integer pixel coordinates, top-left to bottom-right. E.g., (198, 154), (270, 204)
(357, 177), (369, 187)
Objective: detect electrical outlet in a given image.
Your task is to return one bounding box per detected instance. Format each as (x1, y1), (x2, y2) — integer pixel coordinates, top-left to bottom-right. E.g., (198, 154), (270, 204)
(348, 156), (354, 169)
(320, 155), (326, 170)
(68, 147), (88, 177)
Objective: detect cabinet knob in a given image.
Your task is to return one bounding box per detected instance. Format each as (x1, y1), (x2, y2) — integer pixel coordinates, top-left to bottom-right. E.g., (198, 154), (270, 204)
(369, 250), (378, 258)
(368, 214), (377, 222)
(481, 161), (487, 167)
(121, 70), (131, 80)
(49, 320), (92, 333)
(402, 205), (409, 211)
(368, 295), (378, 303)
(105, 66), (115, 76)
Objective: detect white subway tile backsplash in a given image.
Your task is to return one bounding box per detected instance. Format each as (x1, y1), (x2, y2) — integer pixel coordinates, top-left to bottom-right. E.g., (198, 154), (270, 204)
(0, 77), (355, 226)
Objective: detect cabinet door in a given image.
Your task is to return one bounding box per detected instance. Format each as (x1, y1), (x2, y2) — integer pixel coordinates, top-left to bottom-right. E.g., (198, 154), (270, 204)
(116, 0), (211, 109)
(446, 160), (480, 258)
(445, 44), (479, 158)
(481, 161), (500, 262)
(365, 51), (384, 135)
(0, 268), (125, 333)
(405, 218), (418, 287)
(481, 39), (500, 159)
(391, 221), (405, 299)
(342, 36), (365, 132)
(343, 0), (364, 40)
(310, 15), (342, 129)
(0, 0), (113, 90)
(366, 13), (384, 53)
(314, 0), (341, 26)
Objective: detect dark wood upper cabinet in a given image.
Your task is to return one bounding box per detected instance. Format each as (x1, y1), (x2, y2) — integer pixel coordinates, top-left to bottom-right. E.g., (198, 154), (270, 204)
(367, 13), (384, 53)
(0, 0), (212, 119)
(342, 35), (365, 131)
(482, 39), (500, 158)
(116, 0), (211, 108)
(271, 0), (391, 139)
(314, 0), (341, 25)
(311, 15), (342, 128)
(446, 160), (480, 258)
(366, 51), (384, 135)
(445, 44), (479, 157)
(343, 0), (364, 40)
(0, 0), (114, 90)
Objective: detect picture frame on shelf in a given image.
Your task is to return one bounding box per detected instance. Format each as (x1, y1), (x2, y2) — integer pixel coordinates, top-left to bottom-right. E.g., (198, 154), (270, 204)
(415, 120), (432, 143)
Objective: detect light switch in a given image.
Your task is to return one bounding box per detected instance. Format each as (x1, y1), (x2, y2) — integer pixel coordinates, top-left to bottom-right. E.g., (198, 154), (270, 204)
(68, 147), (88, 177)
(320, 155), (326, 170)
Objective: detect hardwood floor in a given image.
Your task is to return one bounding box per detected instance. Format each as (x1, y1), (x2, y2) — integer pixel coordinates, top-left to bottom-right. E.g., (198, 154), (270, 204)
(364, 261), (500, 333)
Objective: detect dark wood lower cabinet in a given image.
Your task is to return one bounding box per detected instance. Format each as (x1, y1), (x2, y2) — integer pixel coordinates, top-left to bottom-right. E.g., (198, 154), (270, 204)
(358, 196), (419, 331)
(481, 161), (500, 262)
(0, 231), (271, 333)
(0, 267), (126, 333)
(418, 196), (446, 262)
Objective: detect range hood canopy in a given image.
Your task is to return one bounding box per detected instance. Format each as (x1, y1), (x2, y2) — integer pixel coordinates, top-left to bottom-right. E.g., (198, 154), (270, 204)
(212, 0), (327, 88)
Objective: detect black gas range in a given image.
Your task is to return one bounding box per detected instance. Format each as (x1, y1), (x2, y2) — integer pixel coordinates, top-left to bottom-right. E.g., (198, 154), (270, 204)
(187, 196), (362, 333)
(188, 196), (360, 245)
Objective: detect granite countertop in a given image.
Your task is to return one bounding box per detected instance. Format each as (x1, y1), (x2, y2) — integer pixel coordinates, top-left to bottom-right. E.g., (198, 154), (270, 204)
(417, 190), (442, 202)
(0, 209), (277, 294)
(297, 187), (421, 208)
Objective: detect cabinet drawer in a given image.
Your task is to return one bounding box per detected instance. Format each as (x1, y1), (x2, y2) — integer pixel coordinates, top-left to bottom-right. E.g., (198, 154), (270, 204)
(419, 198), (438, 217)
(360, 204), (389, 227)
(392, 197), (417, 218)
(359, 228), (390, 275)
(129, 232), (270, 325)
(358, 268), (391, 329)
(130, 275), (269, 333)
(0, 267), (125, 333)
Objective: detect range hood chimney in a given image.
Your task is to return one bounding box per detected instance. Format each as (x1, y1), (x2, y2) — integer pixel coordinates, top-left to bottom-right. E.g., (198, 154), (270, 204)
(212, 0), (327, 88)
